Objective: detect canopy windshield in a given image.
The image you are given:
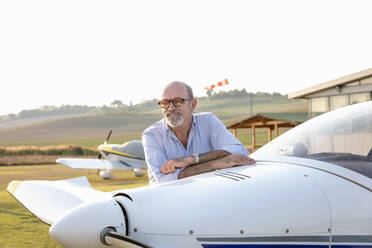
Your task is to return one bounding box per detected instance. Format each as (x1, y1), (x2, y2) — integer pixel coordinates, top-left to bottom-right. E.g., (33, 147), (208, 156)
(253, 101), (372, 178)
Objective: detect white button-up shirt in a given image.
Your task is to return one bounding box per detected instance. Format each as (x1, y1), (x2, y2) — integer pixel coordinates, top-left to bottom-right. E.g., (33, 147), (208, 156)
(142, 112), (248, 184)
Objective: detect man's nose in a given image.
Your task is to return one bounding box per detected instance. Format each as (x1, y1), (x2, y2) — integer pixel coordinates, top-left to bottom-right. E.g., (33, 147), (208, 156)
(168, 101), (176, 111)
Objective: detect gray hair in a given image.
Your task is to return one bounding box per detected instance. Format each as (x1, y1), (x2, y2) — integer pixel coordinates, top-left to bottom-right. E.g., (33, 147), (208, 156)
(183, 82), (194, 99)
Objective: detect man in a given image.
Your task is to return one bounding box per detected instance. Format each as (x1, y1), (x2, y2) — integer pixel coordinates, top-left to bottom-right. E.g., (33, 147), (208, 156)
(142, 81), (255, 184)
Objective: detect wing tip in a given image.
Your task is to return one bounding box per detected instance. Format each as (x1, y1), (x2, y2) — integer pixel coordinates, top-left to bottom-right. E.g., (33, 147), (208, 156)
(7, 180), (22, 195)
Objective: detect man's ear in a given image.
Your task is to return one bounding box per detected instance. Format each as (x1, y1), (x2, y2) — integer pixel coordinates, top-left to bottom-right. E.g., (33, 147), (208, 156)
(191, 98), (197, 111)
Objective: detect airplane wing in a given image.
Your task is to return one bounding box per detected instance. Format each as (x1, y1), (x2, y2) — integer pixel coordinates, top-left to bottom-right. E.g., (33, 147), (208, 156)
(110, 157), (147, 170)
(7, 177), (143, 248)
(7, 177), (111, 225)
(57, 158), (147, 170)
(56, 158), (113, 169)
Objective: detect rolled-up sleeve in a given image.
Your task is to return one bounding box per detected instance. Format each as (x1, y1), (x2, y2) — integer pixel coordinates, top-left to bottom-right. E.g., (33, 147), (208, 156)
(208, 114), (249, 156)
(142, 130), (181, 184)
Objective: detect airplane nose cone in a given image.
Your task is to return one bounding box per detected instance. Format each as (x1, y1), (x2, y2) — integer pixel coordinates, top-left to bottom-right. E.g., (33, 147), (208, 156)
(50, 199), (126, 248)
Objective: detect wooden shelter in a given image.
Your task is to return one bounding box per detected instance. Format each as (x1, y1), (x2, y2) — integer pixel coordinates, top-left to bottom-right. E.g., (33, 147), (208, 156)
(227, 113), (305, 152)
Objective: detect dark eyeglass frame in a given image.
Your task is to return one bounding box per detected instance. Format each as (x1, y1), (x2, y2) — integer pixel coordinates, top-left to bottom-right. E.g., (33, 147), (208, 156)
(158, 98), (193, 109)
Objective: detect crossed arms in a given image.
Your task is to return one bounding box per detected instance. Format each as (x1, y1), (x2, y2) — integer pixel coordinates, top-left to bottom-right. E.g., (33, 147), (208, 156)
(160, 150), (256, 179)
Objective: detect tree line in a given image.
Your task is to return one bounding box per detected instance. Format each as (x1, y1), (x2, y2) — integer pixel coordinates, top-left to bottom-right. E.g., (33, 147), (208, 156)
(206, 88), (283, 99)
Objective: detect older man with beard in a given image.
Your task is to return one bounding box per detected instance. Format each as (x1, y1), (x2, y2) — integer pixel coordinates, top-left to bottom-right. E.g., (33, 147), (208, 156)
(142, 81), (255, 184)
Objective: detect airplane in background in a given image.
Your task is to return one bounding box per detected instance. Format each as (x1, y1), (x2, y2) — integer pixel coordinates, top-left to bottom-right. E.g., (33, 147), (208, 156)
(7, 101), (372, 248)
(57, 130), (147, 179)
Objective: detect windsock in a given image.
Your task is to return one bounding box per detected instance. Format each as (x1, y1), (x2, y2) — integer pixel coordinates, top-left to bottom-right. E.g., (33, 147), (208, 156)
(204, 79), (229, 90)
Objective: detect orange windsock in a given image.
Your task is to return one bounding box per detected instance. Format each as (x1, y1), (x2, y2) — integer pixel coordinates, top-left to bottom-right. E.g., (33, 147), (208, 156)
(204, 79), (229, 90)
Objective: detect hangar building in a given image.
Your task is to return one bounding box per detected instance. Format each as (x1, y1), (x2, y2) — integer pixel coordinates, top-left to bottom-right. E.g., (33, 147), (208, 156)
(288, 68), (372, 118)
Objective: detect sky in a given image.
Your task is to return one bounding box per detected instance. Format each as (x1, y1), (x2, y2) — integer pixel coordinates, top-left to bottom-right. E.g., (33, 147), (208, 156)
(0, 0), (371, 116)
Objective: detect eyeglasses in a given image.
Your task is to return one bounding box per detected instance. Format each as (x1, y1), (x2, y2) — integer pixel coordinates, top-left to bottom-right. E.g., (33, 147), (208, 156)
(158, 98), (193, 109)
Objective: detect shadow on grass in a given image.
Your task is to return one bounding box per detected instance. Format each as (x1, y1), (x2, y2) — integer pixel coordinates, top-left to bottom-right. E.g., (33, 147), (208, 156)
(0, 209), (33, 218)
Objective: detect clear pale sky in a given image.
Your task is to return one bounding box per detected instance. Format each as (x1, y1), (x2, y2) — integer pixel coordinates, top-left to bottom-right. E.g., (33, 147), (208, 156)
(0, 0), (371, 116)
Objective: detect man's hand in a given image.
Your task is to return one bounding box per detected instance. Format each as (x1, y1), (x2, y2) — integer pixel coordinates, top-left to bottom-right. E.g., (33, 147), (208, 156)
(219, 154), (256, 169)
(178, 154), (255, 179)
(160, 156), (193, 174)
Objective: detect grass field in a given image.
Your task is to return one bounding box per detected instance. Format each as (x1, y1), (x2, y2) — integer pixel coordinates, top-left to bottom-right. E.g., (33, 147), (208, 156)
(0, 164), (148, 248)
(0, 96), (307, 247)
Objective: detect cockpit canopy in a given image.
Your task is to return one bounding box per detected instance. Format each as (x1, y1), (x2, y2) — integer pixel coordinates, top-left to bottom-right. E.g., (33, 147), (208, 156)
(112, 140), (145, 159)
(253, 101), (372, 178)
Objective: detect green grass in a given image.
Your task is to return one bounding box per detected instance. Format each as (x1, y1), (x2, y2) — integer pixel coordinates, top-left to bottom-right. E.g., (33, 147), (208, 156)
(196, 97), (307, 119)
(0, 191), (59, 248)
(0, 96), (307, 246)
(0, 164), (148, 248)
(72, 132), (144, 148)
(0, 113), (160, 147)
(0, 132), (144, 148)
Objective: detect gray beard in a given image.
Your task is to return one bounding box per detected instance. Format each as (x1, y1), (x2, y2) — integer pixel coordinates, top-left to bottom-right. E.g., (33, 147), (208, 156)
(165, 110), (184, 127)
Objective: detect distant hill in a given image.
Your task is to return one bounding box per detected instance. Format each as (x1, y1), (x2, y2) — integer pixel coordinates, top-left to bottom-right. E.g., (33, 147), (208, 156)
(0, 91), (307, 147)
(0, 113), (161, 147)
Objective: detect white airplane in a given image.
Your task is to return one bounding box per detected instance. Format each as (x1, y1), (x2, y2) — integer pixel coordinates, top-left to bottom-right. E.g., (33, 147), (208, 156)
(56, 130), (147, 179)
(7, 101), (372, 248)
